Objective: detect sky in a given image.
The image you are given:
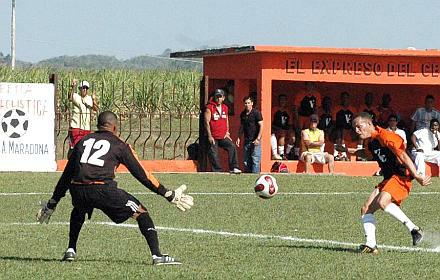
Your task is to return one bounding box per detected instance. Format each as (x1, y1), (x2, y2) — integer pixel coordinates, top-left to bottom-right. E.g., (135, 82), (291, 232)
(1, 0), (440, 63)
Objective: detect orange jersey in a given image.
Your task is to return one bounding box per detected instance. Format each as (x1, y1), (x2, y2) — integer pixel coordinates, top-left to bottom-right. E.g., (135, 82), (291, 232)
(370, 127), (412, 205)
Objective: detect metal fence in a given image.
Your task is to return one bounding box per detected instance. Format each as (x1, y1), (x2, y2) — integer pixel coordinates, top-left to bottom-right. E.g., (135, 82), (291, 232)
(54, 79), (201, 160)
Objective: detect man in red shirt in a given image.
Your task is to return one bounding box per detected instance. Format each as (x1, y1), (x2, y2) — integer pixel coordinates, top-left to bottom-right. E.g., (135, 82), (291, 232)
(204, 89), (241, 174)
(353, 112), (431, 253)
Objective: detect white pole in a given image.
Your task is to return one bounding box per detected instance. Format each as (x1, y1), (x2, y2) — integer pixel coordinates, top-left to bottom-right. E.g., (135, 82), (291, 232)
(11, 0), (16, 70)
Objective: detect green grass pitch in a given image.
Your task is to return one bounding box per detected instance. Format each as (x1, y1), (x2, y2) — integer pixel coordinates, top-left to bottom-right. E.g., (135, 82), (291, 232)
(1, 172), (440, 279)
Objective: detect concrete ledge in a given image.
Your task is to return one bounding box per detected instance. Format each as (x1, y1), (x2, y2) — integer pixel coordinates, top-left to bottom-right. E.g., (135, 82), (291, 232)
(57, 160), (198, 173)
(56, 160), (439, 176)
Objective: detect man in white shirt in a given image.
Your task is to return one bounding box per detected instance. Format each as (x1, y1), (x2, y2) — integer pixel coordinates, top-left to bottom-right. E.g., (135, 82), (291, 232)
(411, 95), (440, 132)
(68, 79), (99, 155)
(411, 118), (440, 176)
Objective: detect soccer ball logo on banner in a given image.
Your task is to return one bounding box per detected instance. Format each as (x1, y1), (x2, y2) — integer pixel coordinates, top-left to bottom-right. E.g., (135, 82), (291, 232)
(1, 109), (29, 138)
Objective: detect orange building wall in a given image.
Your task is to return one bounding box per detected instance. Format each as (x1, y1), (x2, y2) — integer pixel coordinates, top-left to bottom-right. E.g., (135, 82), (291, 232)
(202, 48), (440, 173)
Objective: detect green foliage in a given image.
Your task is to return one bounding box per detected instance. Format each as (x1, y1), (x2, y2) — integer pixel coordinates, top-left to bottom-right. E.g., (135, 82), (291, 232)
(0, 67), (201, 114)
(1, 173), (440, 279)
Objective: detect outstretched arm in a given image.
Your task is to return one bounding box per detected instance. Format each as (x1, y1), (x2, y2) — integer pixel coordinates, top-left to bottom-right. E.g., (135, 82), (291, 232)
(120, 145), (193, 211)
(37, 152), (76, 223)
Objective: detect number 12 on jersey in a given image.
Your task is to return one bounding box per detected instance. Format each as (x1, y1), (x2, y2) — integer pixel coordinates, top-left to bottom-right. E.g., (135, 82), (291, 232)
(80, 138), (111, 166)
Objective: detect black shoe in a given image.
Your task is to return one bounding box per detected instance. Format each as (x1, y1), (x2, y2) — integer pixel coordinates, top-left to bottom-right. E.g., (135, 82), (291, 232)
(356, 149), (368, 161)
(152, 254), (182, 266)
(61, 249), (76, 261)
(411, 227), (423, 246)
(358, 244), (379, 254)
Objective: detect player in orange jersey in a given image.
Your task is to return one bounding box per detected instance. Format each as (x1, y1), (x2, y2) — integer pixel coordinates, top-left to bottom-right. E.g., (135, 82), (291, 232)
(352, 112), (431, 254)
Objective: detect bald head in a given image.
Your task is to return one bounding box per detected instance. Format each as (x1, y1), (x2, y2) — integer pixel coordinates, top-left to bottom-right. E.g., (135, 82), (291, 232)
(353, 112), (375, 139)
(354, 111), (373, 124)
(97, 111), (118, 131)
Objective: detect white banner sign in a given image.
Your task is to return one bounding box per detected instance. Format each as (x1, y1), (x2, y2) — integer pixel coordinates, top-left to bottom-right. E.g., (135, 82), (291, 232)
(0, 82), (56, 171)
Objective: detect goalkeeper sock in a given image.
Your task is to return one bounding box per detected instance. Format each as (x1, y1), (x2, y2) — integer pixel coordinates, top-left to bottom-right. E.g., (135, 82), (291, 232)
(384, 203), (416, 231)
(362, 214), (376, 248)
(137, 212), (161, 256)
(68, 208), (86, 252)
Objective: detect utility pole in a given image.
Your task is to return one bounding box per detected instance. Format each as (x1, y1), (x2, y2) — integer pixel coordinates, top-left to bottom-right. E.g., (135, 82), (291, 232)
(11, 0), (16, 69)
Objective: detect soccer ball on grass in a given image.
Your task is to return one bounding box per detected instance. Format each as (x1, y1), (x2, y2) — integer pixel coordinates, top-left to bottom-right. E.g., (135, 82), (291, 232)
(254, 174), (278, 199)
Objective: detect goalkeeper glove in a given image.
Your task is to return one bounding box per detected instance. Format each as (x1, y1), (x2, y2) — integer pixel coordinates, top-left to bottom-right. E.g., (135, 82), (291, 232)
(36, 199), (57, 224)
(165, 185), (194, 212)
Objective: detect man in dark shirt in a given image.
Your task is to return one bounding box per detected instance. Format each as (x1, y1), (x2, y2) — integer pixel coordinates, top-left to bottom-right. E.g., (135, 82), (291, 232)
(271, 94), (296, 159)
(333, 91), (356, 161)
(352, 112), (430, 254)
(37, 111), (193, 265)
(236, 96), (263, 173)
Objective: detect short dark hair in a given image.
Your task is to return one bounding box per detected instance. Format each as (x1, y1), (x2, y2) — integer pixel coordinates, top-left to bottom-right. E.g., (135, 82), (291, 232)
(243, 96), (253, 103)
(388, 114), (398, 121)
(426, 94), (435, 101)
(430, 118), (439, 127)
(97, 111), (117, 129)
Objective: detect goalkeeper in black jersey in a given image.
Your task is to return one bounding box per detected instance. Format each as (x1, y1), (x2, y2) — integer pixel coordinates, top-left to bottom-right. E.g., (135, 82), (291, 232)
(37, 111), (193, 265)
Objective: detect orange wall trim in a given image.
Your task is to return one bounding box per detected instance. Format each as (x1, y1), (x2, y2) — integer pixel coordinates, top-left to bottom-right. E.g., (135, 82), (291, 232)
(56, 160), (438, 176)
(56, 160), (198, 173)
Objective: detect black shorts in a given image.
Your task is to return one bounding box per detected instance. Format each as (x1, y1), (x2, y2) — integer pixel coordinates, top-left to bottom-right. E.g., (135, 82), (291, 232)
(69, 184), (144, 224)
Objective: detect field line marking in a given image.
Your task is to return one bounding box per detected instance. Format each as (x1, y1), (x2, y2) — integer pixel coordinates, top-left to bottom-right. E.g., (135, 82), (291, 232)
(2, 221), (439, 254)
(2, 191), (440, 196)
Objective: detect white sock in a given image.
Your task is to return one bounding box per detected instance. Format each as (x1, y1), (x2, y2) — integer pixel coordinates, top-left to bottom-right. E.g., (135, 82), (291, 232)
(333, 144), (339, 157)
(362, 214), (377, 248)
(278, 146), (285, 156)
(341, 144), (347, 158)
(384, 203), (416, 231)
(285, 144), (294, 155)
(270, 134), (278, 155)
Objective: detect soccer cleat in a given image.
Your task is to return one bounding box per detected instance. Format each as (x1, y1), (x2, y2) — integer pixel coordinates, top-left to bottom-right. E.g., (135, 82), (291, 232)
(359, 244), (379, 254)
(229, 168), (242, 174)
(411, 227), (423, 246)
(61, 248), (76, 261)
(152, 254), (182, 266)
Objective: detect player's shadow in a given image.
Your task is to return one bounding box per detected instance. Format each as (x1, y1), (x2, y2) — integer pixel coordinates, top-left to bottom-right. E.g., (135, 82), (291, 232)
(267, 243), (360, 253)
(0, 255), (139, 264)
(0, 256), (60, 262)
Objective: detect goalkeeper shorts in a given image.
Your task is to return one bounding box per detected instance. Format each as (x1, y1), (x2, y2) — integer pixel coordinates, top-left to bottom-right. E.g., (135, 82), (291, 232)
(70, 185), (145, 224)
